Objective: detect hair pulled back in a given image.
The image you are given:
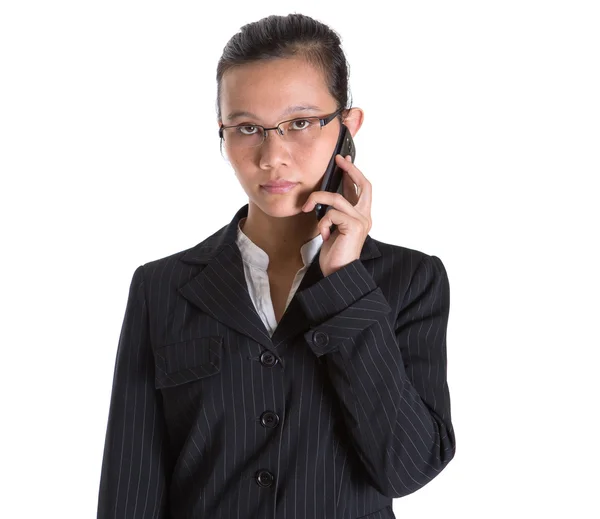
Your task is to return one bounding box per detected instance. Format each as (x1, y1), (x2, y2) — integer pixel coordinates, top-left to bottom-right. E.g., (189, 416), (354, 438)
(215, 13), (353, 121)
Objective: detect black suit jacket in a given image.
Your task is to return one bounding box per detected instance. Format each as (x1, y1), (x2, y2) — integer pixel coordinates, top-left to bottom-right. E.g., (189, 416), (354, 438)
(97, 203), (456, 519)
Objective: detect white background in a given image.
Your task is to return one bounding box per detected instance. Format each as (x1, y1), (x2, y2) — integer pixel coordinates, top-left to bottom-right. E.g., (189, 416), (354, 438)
(1, 1), (598, 517)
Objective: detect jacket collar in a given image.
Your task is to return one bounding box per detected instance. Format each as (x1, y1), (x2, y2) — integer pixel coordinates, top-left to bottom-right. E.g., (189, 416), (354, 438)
(177, 203), (381, 353)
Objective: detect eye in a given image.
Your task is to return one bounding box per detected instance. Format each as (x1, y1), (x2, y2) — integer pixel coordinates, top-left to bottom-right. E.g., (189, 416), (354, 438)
(289, 119), (313, 131)
(238, 125), (259, 135)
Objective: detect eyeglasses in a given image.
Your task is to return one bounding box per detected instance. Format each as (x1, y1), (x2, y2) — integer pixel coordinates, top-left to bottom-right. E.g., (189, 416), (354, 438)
(218, 107), (346, 150)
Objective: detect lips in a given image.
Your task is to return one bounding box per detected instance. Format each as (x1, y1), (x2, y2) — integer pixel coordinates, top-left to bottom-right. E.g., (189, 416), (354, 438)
(261, 181), (298, 194)
(262, 181), (297, 188)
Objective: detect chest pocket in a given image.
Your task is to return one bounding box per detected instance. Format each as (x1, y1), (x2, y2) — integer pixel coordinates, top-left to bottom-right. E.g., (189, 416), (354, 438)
(154, 336), (222, 389)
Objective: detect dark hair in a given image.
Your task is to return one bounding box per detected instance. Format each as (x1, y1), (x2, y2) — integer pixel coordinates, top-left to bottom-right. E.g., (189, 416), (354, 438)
(215, 13), (353, 122)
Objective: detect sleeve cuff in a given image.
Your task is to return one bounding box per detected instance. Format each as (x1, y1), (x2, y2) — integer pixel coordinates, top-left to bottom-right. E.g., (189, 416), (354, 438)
(295, 259), (378, 324)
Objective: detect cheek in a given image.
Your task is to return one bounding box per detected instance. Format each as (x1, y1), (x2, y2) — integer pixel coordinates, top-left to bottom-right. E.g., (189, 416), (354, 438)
(303, 140), (336, 180)
(228, 154), (253, 182)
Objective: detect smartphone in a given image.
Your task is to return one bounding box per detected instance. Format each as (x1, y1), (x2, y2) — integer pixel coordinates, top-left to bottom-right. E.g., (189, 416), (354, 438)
(314, 123), (356, 222)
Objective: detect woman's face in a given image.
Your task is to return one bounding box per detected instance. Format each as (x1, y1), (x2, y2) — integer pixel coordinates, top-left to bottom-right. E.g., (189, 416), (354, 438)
(219, 56), (357, 219)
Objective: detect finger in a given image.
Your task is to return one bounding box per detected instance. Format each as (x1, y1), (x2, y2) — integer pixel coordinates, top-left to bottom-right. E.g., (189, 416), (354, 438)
(335, 154), (368, 194)
(342, 170), (359, 204)
(334, 154), (372, 213)
(304, 191), (361, 220)
(320, 208), (362, 236)
(318, 214), (333, 241)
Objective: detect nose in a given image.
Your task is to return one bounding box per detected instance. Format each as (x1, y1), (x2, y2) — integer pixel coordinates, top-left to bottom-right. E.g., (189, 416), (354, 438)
(258, 129), (291, 169)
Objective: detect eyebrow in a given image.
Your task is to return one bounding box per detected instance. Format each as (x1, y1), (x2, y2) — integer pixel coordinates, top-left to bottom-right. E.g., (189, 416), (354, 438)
(226, 104), (322, 122)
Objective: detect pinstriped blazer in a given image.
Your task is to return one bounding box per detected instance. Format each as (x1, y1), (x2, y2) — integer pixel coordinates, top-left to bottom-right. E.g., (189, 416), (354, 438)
(97, 203), (456, 519)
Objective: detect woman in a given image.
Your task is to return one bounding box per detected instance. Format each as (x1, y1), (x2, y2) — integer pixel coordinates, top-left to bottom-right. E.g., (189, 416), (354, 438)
(97, 13), (456, 519)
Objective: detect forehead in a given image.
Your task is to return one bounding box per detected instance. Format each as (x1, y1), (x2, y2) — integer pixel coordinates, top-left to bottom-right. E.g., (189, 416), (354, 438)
(221, 57), (334, 122)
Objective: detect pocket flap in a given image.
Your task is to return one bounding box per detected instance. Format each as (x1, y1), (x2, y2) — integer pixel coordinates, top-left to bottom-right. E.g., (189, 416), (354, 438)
(154, 336), (222, 389)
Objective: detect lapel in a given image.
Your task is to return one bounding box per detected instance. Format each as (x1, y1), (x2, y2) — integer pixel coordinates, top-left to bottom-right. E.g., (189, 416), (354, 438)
(177, 203), (381, 355)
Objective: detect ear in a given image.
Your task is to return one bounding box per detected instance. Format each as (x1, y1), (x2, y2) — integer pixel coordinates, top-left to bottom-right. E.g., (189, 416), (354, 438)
(342, 107), (364, 138)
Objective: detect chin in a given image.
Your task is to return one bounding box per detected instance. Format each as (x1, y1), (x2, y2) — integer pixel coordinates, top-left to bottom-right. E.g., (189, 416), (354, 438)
(252, 195), (304, 218)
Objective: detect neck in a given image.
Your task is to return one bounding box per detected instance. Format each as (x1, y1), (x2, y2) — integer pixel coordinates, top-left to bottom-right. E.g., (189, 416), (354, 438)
(240, 201), (321, 270)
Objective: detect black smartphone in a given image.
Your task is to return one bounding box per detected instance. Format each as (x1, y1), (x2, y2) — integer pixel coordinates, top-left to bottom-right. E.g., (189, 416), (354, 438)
(314, 123), (356, 222)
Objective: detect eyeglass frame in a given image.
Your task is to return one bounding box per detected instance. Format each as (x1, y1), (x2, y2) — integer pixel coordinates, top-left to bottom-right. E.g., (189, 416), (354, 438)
(218, 106), (347, 148)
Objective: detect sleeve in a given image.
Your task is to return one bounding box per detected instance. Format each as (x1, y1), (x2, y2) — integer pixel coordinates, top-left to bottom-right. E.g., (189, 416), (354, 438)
(295, 255), (456, 499)
(97, 265), (172, 518)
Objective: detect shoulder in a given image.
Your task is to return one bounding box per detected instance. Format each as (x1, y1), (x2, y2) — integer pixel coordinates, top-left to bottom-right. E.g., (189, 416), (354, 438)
(137, 223), (230, 283)
(369, 235), (445, 273)
(367, 236), (449, 300)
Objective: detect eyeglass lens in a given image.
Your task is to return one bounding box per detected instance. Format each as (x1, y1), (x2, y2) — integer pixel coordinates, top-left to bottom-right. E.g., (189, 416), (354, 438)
(222, 117), (323, 148)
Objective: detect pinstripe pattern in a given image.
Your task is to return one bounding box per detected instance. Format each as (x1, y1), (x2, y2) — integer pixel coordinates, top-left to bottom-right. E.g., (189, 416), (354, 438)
(97, 203), (456, 518)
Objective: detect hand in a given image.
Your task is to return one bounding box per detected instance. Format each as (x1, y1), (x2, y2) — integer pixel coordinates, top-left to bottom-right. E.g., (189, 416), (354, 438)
(301, 154), (373, 277)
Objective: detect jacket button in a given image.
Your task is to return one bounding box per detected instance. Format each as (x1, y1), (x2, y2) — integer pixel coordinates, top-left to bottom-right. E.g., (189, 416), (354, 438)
(312, 331), (329, 347)
(260, 351), (278, 367)
(260, 411), (280, 429)
(255, 469), (275, 487)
